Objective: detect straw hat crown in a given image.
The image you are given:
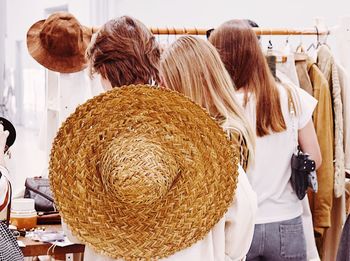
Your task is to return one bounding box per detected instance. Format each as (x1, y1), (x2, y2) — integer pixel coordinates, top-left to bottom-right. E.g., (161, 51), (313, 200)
(100, 134), (179, 206)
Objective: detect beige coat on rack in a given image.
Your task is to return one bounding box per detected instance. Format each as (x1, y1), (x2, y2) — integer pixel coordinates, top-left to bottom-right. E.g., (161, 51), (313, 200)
(334, 18), (350, 178)
(317, 45), (345, 198)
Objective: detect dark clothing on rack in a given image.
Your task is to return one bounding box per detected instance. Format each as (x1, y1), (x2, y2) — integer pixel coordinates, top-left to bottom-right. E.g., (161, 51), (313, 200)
(336, 214), (350, 261)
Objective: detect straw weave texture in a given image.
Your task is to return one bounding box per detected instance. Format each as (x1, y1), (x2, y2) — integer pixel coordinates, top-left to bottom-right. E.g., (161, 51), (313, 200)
(49, 85), (238, 260)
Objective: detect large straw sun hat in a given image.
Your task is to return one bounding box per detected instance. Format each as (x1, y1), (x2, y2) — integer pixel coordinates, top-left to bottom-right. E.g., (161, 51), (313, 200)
(49, 84), (238, 260)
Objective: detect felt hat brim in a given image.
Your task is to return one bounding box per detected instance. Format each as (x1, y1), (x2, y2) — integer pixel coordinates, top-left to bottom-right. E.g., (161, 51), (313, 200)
(27, 19), (92, 73)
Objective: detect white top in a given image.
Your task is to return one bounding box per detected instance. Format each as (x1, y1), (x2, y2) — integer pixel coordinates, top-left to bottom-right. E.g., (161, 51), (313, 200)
(63, 165), (257, 261)
(235, 81), (317, 224)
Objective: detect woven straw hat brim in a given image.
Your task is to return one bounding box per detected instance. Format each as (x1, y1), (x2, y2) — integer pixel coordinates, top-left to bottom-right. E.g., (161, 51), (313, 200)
(49, 85), (238, 260)
(26, 19), (92, 73)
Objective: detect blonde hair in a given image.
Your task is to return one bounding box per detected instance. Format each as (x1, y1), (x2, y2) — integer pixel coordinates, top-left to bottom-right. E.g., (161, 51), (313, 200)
(160, 36), (255, 168)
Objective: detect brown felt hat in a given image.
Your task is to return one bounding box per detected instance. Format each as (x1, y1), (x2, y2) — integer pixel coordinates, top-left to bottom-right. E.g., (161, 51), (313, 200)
(49, 85), (239, 260)
(27, 12), (93, 73)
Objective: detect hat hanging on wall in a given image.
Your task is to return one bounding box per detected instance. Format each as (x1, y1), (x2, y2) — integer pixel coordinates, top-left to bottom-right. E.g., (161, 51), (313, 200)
(49, 84), (239, 260)
(26, 12), (93, 73)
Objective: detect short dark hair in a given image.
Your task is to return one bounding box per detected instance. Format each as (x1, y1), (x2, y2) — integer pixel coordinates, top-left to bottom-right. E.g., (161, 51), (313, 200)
(86, 16), (160, 87)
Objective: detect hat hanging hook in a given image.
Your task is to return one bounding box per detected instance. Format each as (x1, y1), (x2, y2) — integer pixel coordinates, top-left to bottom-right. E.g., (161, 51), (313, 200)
(315, 26), (321, 48)
(157, 27), (160, 42)
(296, 33), (304, 52)
(323, 24), (329, 45)
(268, 28), (273, 50)
(285, 30), (290, 47)
(167, 27), (170, 44)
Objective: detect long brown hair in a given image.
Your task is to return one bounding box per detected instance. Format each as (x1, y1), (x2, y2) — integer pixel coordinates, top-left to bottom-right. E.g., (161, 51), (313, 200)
(209, 20), (286, 137)
(86, 16), (160, 87)
(160, 36), (255, 169)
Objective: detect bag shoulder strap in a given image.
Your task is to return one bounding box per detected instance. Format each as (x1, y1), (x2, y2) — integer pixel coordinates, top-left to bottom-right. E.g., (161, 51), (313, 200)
(281, 82), (299, 150)
(0, 186), (9, 212)
(6, 182), (11, 227)
(25, 180), (54, 202)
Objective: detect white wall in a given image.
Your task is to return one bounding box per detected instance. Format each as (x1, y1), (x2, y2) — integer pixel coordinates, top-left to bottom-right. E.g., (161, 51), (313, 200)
(5, 0), (92, 70)
(109, 0), (350, 57)
(5, 0), (93, 129)
(0, 0), (6, 103)
(111, 0), (349, 28)
(6, 0), (350, 70)
(3, 0), (93, 191)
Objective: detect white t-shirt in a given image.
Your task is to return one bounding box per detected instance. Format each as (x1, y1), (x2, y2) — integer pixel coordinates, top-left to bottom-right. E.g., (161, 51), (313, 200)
(236, 82), (317, 224)
(63, 165), (257, 261)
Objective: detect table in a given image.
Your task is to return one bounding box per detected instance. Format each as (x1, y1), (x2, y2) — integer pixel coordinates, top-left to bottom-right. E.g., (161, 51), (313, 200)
(18, 224), (85, 260)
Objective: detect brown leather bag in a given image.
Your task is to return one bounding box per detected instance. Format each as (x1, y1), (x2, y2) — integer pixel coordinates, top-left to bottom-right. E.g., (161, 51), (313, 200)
(37, 212), (61, 225)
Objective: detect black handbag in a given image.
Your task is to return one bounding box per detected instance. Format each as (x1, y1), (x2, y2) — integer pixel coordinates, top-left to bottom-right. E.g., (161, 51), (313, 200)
(290, 146), (317, 200)
(0, 183), (24, 261)
(283, 82), (318, 200)
(24, 177), (61, 224)
(24, 177), (56, 213)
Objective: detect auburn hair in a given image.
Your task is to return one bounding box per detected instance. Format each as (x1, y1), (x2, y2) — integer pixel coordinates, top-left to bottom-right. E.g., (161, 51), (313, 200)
(86, 16), (160, 87)
(209, 20), (286, 137)
(160, 36), (255, 169)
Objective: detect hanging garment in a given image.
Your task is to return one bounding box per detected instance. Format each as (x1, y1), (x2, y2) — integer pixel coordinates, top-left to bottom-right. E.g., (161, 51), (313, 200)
(313, 47), (348, 260)
(276, 53), (300, 87)
(323, 195), (346, 261)
(317, 45), (345, 198)
(265, 54), (277, 78)
(337, 64), (350, 175)
(336, 213), (350, 261)
(295, 54), (313, 96)
(346, 181), (350, 216)
(306, 59), (334, 255)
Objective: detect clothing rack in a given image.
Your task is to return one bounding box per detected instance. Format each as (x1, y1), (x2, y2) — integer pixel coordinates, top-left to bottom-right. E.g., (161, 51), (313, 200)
(92, 26), (330, 36)
(149, 27), (330, 36)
